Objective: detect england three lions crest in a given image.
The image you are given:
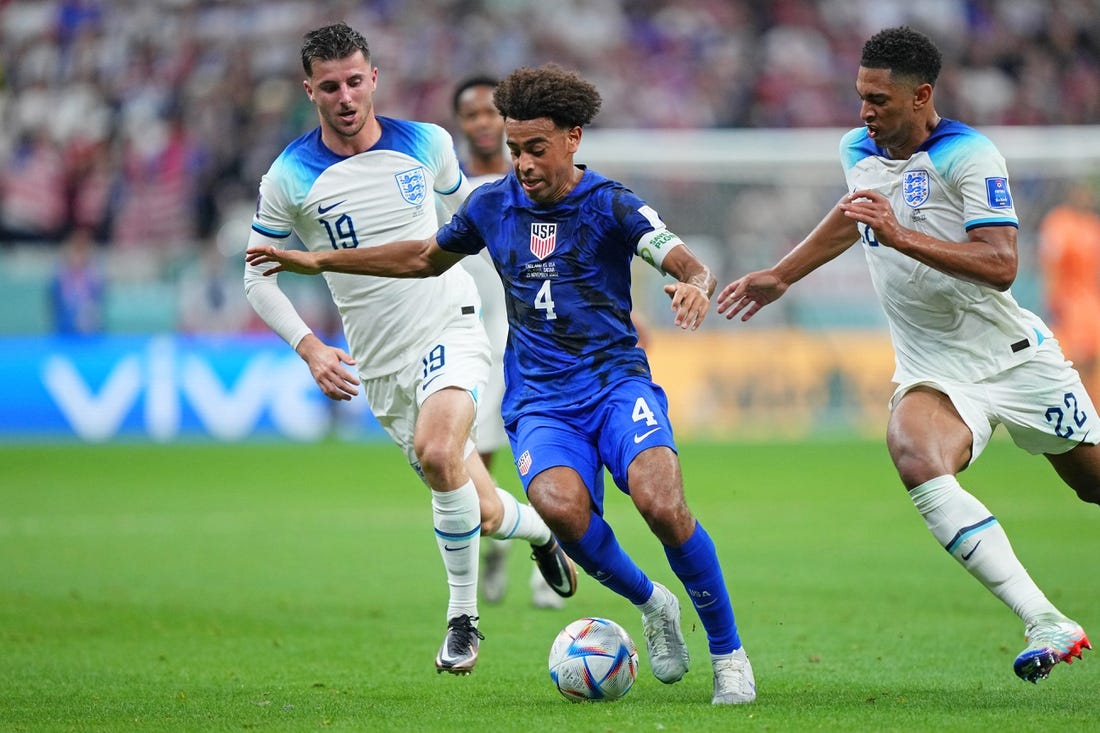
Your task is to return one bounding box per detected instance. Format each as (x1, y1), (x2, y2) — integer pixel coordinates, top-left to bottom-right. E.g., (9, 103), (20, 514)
(394, 167), (427, 206)
(530, 222), (557, 260)
(903, 170), (929, 208)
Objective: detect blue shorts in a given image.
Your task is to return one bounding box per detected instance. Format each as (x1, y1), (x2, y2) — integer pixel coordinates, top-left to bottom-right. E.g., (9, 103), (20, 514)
(507, 378), (677, 512)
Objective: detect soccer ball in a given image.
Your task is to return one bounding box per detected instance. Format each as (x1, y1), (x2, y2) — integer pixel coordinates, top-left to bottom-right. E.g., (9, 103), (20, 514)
(548, 617), (638, 702)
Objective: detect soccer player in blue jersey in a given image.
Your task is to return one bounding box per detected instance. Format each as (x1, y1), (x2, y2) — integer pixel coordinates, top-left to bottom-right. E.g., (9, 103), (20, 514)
(719, 26), (1097, 683)
(242, 24), (577, 676)
(247, 63), (756, 705)
(446, 75), (565, 610)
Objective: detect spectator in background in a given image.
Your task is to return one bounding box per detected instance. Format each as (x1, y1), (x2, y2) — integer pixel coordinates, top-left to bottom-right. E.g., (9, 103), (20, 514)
(177, 239), (256, 334)
(49, 227), (105, 335)
(1038, 181), (1100, 396)
(4, 0), (1100, 256)
(109, 105), (199, 251)
(0, 129), (68, 244)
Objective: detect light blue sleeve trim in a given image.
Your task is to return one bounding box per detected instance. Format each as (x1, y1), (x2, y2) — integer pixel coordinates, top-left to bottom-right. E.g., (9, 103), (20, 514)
(251, 222), (291, 238)
(964, 217), (1018, 231)
(438, 172), (464, 196)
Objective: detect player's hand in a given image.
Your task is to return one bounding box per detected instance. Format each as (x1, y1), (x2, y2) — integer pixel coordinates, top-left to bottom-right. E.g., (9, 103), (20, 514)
(245, 245), (323, 276)
(295, 334), (360, 401)
(716, 270), (787, 322)
(837, 189), (902, 248)
(663, 281), (710, 331)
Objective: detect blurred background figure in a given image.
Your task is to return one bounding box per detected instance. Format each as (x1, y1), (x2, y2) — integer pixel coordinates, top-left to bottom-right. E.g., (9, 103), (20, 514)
(1038, 181), (1100, 395)
(49, 227), (104, 335)
(176, 239), (256, 334)
(452, 75), (511, 182)
(1, 128), (69, 244)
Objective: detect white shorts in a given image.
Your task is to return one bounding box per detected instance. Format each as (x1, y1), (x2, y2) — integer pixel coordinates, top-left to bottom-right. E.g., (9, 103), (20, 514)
(891, 340), (1100, 465)
(462, 251), (509, 454)
(363, 314), (491, 473)
(475, 348), (508, 453)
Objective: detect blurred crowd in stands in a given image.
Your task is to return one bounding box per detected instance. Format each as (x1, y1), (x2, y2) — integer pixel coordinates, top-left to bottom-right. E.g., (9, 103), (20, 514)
(2, 0), (1099, 334)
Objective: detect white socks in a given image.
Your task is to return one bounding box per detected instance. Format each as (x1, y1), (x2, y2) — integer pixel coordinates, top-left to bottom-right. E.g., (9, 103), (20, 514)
(432, 480), (481, 621)
(909, 475), (1058, 623)
(488, 487), (552, 547)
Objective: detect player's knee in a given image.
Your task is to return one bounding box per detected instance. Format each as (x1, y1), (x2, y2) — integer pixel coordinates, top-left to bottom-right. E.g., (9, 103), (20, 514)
(414, 440), (463, 487)
(527, 475), (589, 540)
(634, 491), (693, 544)
(536, 505), (585, 543)
(888, 438), (960, 490)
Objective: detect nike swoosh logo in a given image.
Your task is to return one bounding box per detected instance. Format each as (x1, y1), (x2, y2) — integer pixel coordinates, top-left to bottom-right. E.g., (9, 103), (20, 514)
(317, 200), (346, 215)
(421, 374), (442, 391)
(443, 544), (469, 552)
(961, 540), (981, 561)
(633, 427), (660, 444)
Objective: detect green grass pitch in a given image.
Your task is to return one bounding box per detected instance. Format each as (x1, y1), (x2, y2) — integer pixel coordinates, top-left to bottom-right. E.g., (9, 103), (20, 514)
(1, 438), (1097, 732)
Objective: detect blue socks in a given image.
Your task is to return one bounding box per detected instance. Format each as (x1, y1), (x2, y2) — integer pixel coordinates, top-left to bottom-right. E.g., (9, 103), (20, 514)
(562, 512), (742, 655)
(560, 511), (653, 604)
(665, 522), (740, 654)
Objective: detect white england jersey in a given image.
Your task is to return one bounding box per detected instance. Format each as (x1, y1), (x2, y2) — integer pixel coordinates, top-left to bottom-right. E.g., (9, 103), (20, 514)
(449, 170), (510, 451)
(841, 119), (1051, 384)
(452, 171), (509, 354)
(247, 117), (479, 378)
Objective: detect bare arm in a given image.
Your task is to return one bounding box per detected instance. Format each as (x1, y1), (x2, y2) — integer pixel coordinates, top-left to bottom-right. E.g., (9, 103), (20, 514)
(659, 242), (717, 331)
(717, 198), (861, 322)
(244, 235), (467, 278)
(838, 189), (1017, 290)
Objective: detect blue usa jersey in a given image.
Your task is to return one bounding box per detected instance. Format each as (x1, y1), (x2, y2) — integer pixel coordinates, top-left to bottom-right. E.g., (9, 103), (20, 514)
(436, 169), (660, 425)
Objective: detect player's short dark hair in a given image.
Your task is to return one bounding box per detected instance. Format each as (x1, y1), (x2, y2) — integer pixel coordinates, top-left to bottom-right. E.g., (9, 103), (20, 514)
(493, 64), (602, 129)
(861, 26), (942, 87)
(452, 75), (499, 114)
(301, 22), (370, 77)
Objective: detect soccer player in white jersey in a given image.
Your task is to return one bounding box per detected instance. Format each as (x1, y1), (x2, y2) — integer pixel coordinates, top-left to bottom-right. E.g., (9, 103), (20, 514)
(242, 23), (576, 676)
(446, 75), (564, 610)
(719, 25), (1098, 683)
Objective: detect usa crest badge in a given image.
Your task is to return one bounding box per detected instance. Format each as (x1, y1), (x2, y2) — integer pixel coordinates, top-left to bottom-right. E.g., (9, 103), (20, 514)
(530, 222), (557, 260)
(394, 167), (427, 206)
(517, 450), (533, 476)
(903, 170), (929, 208)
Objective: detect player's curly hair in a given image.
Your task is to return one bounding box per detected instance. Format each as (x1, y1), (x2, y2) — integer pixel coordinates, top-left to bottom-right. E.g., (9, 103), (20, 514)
(861, 26), (942, 87)
(493, 64), (602, 129)
(301, 22), (371, 76)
